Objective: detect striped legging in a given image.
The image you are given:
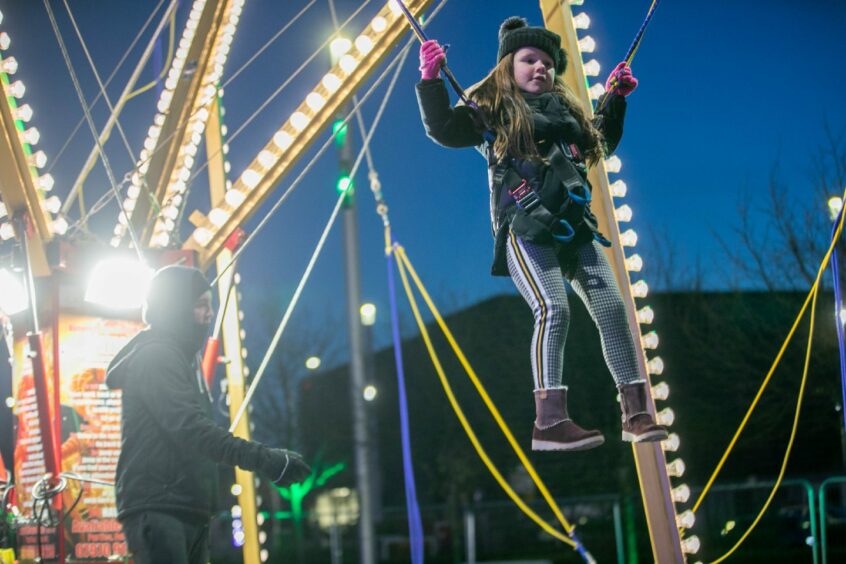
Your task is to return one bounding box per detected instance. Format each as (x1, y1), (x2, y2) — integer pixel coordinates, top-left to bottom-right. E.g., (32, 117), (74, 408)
(506, 231), (640, 390)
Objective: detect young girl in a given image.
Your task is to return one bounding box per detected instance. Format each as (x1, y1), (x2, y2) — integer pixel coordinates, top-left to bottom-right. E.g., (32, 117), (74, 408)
(415, 17), (667, 451)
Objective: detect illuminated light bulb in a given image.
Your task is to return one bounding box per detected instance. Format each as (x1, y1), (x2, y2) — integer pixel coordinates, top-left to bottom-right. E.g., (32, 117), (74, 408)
(675, 509), (695, 529)
(51, 216), (68, 235)
(30, 150), (47, 168)
(610, 179), (627, 198)
(306, 92), (326, 112)
(322, 72), (341, 93)
(363, 385), (378, 401)
(148, 125), (162, 139)
(157, 98), (170, 113)
(330, 37), (352, 58)
(273, 131), (293, 150)
(583, 58), (600, 77)
(666, 458), (686, 479)
(681, 536), (701, 554)
(139, 161), (149, 173)
(231, 505), (243, 519)
(355, 35), (374, 55)
(630, 279), (648, 298)
(185, 144), (198, 157)
(0, 202), (6, 218)
(637, 305), (654, 324)
(152, 232), (170, 247)
(183, 155), (195, 169)
(162, 205), (179, 220)
(21, 127), (40, 145)
(671, 484), (690, 504)
(44, 196), (61, 214)
(2, 56), (18, 74)
(154, 113), (165, 126)
(257, 150), (277, 169)
(339, 54), (358, 74)
(388, 0), (402, 15)
(578, 35), (596, 53)
(0, 32), (10, 50)
(224, 161), (231, 173)
(828, 196), (843, 221)
(7, 80), (24, 98)
(193, 227), (213, 246)
(657, 407), (675, 427)
(160, 89), (173, 105)
(225, 189), (246, 207)
(221, 124), (229, 136)
(163, 218), (175, 231)
(305, 356), (321, 370)
(615, 204), (633, 222)
(605, 155), (622, 173)
(651, 380), (669, 400)
(290, 111), (309, 132)
(109, 237), (121, 247)
(573, 12), (591, 29)
(648, 355), (665, 375)
(663, 433), (681, 452)
(0, 11), (4, 25)
(0, 223), (14, 240)
(588, 82), (606, 100)
(371, 15), (388, 32)
(642, 330), (659, 350)
(259, 531), (267, 544)
(620, 228), (638, 247)
(241, 169), (261, 189)
(15, 104), (33, 122)
(208, 208), (229, 227)
(118, 212), (128, 226)
(260, 549), (269, 563)
(127, 184), (141, 199)
(144, 137), (157, 152)
(165, 77), (178, 90)
(177, 167), (191, 182)
(122, 198), (136, 212)
(625, 253), (643, 272)
(241, 348), (247, 359)
(38, 174), (54, 192)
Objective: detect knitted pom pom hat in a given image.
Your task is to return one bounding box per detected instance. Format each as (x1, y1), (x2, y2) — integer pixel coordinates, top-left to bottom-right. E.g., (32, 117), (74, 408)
(496, 16), (567, 74)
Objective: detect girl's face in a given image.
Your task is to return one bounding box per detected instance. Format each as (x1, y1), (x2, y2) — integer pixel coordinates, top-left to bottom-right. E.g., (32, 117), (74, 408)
(513, 47), (555, 94)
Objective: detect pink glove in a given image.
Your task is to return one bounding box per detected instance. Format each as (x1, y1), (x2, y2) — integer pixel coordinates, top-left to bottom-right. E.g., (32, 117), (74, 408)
(419, 39), (445, 80)
(605, 62), (638, 97)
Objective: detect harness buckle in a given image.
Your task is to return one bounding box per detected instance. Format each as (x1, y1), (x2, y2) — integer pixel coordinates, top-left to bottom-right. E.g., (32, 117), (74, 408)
(509, 179), (540, 211)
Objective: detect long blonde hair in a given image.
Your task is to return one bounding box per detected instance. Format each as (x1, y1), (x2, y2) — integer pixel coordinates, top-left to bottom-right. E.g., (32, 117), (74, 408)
(466, 52), (605, 165)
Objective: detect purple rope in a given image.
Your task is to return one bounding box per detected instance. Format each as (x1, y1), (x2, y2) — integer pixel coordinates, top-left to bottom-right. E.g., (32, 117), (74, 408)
(830, 212), (846, 432)
(386, 246), (425, 563)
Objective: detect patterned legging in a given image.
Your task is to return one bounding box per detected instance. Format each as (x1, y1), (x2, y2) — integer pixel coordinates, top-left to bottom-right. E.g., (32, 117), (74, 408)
(506, 231), (640, 390)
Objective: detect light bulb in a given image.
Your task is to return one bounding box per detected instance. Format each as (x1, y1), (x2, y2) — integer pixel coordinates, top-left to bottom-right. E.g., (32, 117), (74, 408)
(257, 150), (277, 169)
(0, 223), (14, 240)
(610, 179), (627, 198)
(38, 174), (54, 192)
(0, 202), (6, 218)
(671, 484), (690, 503)
(15, 104), (32, 122)
(0, 32), (10, 50)
(588, 82), (606, 100)
(626, 253), (643, 272)
(330, 37), (352, 58)
(573, 12), (591, 30)
(322, 72), (341, 93)
(2, 56), (18, 74)
(339, 54), (357, 74)
(657, 406), (674, 426)
(578, 36), (596, 53)
(273, 130), (293, 150)
(631, 279), (648, 298)
(662, 433), (681, 452)
(648, 355), (664, 375)
(620, 228), (638, 247)
(7, 80), (24, 98)
(306, 92), (325, 112)
(241, 169), (261, 189)
(371, 16), (388, 32)
(676, 509), (695, 529)
(637, 306), (654, 324)
(193, 227), (212, 246)
(582, 59), (600, 77)
(225, 189), (246, 207)
(651, 380), (669, 400)
(290, 111), (309, 131)
(30, 150), (47, 168)
(208, 208), (229, 227)
(642, 330), (659, 350)
(44, 195), (61, 214)
(51, 216), (68, 235)
(388, 1), (402, 15)
(605, 155), (622, 173)
(666, 458), (686, 478)
(355, 35), (374, 55)
(681, 536), (700, 554)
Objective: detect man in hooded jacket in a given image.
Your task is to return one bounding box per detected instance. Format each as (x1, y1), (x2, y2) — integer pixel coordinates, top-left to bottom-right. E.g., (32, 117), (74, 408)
(107, 265), (310, 564)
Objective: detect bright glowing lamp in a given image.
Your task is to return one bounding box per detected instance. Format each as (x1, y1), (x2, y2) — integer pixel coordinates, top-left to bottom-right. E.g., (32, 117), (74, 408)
(0, 268), (28, 314)
(85, 258), (154, 309)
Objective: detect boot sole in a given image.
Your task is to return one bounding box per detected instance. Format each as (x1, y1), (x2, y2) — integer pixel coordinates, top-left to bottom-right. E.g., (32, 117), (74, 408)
(622, 430), (669, 443)
(532, 435), (605, 451)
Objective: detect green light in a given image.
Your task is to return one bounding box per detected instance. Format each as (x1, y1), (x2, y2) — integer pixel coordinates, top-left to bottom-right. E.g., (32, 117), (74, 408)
(337, 175), (352, 194)
(333, 120), (347, 146)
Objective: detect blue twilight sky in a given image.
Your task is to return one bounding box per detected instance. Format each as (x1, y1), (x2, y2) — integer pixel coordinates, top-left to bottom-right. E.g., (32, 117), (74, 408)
(1, 0), (845, 360)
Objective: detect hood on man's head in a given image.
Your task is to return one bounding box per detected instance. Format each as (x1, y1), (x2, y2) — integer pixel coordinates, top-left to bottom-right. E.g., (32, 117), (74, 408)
(143, 265), (209, 329)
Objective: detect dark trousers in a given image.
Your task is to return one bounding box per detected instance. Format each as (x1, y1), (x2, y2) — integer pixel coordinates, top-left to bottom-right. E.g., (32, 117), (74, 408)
(122, 511), (210, 564)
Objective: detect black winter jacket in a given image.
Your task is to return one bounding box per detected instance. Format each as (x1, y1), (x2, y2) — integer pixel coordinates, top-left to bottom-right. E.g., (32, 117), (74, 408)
(106, 328), (274, 522)
(415, 78), (627, 275)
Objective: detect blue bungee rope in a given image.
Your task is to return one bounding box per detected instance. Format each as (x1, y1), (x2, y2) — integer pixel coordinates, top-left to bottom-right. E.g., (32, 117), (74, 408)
(386, 242), (425, 563)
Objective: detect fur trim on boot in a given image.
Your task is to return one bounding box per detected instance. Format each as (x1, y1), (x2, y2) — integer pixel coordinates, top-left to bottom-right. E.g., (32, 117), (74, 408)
(532, 388), (604, 451)
(618, 380), (668, 443)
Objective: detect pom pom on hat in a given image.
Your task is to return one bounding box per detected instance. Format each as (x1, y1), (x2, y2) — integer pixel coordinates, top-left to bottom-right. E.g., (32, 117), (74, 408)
(496, 16), (567, 74)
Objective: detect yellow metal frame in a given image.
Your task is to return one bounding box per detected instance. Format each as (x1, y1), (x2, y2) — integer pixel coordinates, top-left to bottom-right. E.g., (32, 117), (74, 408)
(538, 1), (685, 561)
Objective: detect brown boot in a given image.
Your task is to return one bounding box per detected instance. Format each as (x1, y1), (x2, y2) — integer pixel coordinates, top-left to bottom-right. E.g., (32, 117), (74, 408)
(618, 380), (669, 443)
(532, 388), (605, 451)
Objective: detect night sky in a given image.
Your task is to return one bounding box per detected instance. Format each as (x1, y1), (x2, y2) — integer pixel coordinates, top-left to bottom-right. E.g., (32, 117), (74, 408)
(2, 0), (845, 365)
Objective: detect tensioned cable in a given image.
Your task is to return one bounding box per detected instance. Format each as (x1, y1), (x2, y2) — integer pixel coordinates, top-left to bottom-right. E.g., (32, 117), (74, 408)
(43, 0), (145, 262)
(65, 0), (361, 235)
(227, 3), (444, 429)
(123, 8), (176, 101)
(61, 0), (140, 168)
(47, 0), (167, 175)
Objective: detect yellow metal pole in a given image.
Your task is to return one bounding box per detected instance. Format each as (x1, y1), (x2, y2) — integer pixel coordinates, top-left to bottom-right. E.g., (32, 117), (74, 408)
(538, 1), (685, 562)
(205, 95), (262, 564)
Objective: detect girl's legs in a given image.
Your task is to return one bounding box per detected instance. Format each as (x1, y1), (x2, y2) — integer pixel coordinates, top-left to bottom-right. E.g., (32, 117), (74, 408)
(506, 232), (604, 450)
(567, 241), (668, 442)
